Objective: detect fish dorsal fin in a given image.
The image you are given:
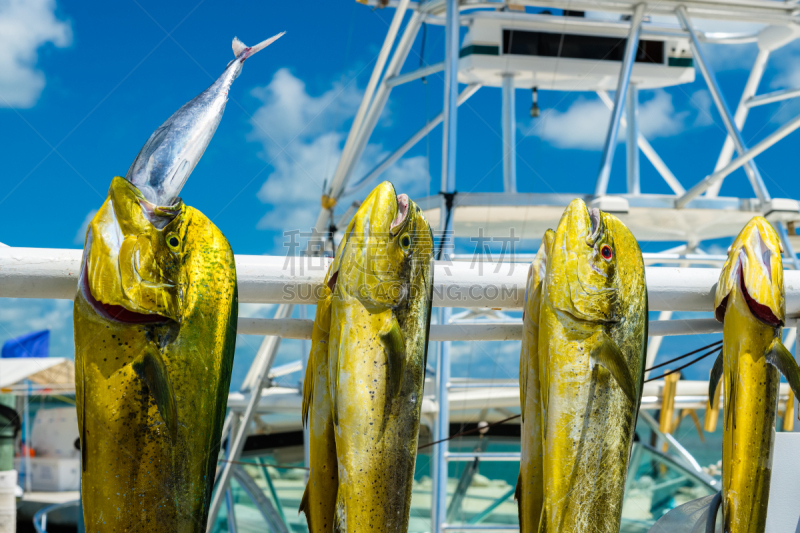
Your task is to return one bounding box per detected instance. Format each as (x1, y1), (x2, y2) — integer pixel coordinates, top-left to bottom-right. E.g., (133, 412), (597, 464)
(232, 37), (247, 57)
(766, 337), (800, 398)
(302, 290), (333, 426)
(132, 346), (178, 440)
(380, 315), (406, 398)
(589, 330), (636, 404)
(708, 351), (723, 401)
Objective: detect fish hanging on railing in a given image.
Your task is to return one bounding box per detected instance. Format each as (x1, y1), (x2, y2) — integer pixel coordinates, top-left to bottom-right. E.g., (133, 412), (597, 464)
(538, 199), (648, 533)
(300, 274), (337, 533)
(515, 228), (553, 532)
(300, 181), (434, 532)
(650, 217), (800, 533)
(73, 33), (282, 532)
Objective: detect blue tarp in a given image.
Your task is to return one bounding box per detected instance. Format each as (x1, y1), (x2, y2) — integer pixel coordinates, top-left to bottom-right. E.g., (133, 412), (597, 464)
(1, 330), (50, 358)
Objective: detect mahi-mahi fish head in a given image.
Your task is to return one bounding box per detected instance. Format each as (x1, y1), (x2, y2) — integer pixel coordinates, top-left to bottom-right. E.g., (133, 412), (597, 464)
(80, 177), (190, 326)
(547, 199), (643, 324)
(328, 181), (433, 313)
(715, 216), (784, 326)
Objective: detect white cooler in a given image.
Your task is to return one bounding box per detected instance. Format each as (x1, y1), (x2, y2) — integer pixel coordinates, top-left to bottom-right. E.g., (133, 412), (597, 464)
(0, 470), (17, 533)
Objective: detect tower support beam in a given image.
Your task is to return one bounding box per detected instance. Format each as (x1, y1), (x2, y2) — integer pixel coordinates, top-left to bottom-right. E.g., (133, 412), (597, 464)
(595, 3), (646, 196)
(502, 74), (517, 193)
(676, 6), (771, 204)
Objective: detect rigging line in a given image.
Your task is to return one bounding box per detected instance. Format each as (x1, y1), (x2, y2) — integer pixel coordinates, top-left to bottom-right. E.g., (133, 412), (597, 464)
(418, 413), (521, 451)
(645, 340), (723, 372)
(436, 191), (457, 260)
(644, 348), (722, 383)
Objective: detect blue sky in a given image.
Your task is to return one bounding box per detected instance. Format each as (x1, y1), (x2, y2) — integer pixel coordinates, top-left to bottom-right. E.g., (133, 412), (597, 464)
(1, 0), (800, 388)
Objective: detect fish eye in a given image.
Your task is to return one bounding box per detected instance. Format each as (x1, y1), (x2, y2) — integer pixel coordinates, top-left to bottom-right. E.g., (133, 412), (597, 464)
(167, 233), (181, 251)
(600, 244), (613, 261)
(400, 233), (411, 250)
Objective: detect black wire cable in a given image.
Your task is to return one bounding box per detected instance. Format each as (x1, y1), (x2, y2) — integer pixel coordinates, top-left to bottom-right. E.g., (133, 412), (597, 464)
(418, 413), (520, 450)
(644, 347), (722, 383)
(420, 342), (725, 448)
(645, 340), (723, 372)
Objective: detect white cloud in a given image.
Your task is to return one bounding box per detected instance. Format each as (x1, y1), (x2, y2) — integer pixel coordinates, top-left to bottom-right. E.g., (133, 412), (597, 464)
(0, 0), (72, 108)
(73, 209), (97, 245)
(527, 90), (710, 150)
(248, 69), (429, 251)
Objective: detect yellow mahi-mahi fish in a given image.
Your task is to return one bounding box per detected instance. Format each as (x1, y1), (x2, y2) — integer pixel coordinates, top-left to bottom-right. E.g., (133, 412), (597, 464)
(516, 229), (554, 532)
(300, 181), (434, 533)
(710, 217), (800, 532)
(74, 177), (237, 531)
(72, 33), (284, 531)
(538, 199), (647, 533)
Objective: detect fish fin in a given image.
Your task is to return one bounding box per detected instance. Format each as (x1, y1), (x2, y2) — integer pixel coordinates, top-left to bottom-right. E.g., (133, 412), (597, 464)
(299, 482), (311, 525)
(301, 348), (315, 428)
(76, 346), (87, 472)
(334, 488), (345, 533)
(590, 331), (636, 404)
(766, 337), (800, 399)
(515, 472), (523, 527)
(380, 315), (406, 398)
(232, 37), (247, 57)
(708, 351), (723, 402)
(519, 350), (527, 424)
(132, 346), (178, 440)
(537, 506), (547, 533)
(233, 32), (286, 60)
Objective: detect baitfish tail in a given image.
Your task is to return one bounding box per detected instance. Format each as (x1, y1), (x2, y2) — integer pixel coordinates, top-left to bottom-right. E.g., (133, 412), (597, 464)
(232, 33), (286, 61)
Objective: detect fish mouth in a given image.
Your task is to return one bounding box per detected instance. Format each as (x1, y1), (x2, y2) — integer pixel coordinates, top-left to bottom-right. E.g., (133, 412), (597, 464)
(586, 207), (602, 245)
(390, 194), (410, 235)
(80, 249), (170, 325)
(740, 268), (781, 326)
(716, 250), (781, 327)
(327, 270), (339, 292)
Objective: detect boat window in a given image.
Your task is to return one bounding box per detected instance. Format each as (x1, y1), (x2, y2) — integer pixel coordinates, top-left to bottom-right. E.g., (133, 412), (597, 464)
(502, 29), (665, 64)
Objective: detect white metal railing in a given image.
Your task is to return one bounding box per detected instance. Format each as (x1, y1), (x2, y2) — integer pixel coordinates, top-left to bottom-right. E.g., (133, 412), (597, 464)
(5, 247), (800, 314)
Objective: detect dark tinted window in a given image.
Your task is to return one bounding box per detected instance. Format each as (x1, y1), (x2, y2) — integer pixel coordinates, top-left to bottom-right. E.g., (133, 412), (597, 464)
(502, 29), (664, 64)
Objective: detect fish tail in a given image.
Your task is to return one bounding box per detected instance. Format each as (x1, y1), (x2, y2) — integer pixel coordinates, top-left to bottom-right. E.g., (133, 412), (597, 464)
(232, 32), (285, 61)
(334, 489), (346, 533)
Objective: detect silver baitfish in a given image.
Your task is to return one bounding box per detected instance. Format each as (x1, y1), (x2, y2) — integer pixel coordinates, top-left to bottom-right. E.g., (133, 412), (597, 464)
(126, 32), (284, 206)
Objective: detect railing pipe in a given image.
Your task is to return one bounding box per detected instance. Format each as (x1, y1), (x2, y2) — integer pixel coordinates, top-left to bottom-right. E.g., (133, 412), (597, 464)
(595, 3), (645, 196)
(746, 86), (800, 108)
